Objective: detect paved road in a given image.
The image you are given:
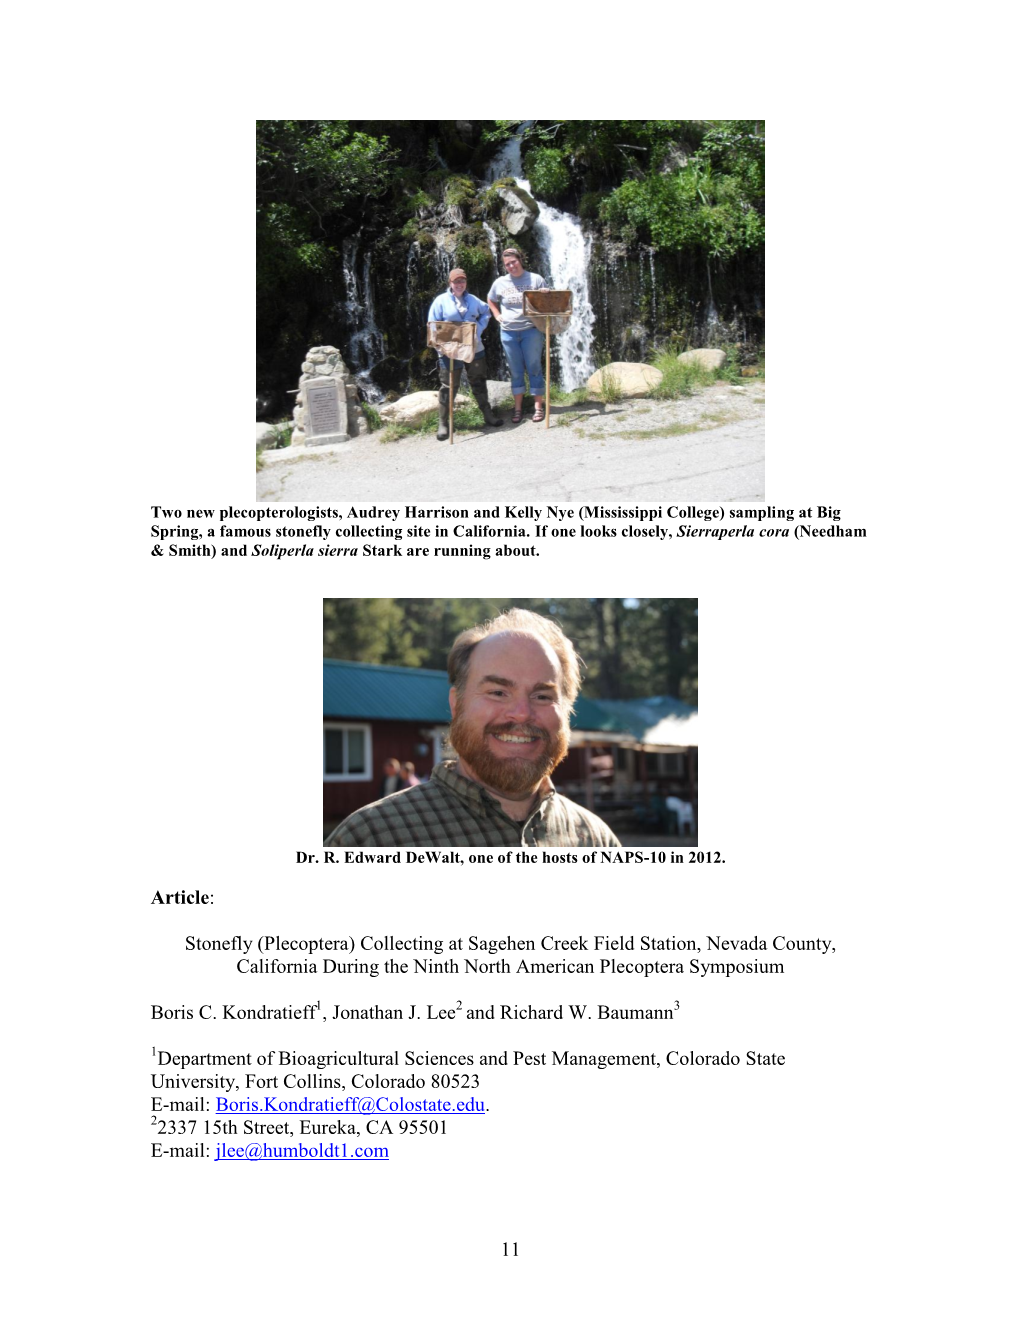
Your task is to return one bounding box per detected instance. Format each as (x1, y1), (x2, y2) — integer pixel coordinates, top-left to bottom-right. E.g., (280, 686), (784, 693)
(257, 392), (764, 504)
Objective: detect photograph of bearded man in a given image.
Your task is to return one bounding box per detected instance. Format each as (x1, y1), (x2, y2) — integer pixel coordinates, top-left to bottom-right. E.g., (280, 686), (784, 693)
(325, 608), (620, 848)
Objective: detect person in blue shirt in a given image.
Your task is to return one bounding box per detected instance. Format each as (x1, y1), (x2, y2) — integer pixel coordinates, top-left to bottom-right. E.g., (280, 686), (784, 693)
(427, 268), (503, 440)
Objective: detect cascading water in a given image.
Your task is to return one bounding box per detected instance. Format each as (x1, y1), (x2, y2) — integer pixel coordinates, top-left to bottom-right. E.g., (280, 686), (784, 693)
(482, 223), (508, 379)
(482, 221), (501, 271)
(648, 248), (657, 336)
(705, 259), (719, 331)
(405, 242), (418, 328)
(527, 196), (596, 390)
(339, 239), (385, 402)
(487, 123), (596, 390)
(485, 123), (531, 182)
(434, 242), (453, 284)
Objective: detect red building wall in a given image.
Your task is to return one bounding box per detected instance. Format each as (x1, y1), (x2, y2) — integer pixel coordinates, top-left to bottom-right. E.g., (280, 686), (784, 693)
(323, 719), (442, 827)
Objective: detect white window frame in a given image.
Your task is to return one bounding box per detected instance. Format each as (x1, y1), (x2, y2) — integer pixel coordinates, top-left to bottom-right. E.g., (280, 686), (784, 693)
(323, 722), (373, 782)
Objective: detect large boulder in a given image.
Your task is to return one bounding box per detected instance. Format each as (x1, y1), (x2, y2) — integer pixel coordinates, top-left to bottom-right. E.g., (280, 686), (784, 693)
(586, 362), (663, 400)
(378, 387), (472, 426)
(493, 184), (538, 236)
(678, 348), (726, 371)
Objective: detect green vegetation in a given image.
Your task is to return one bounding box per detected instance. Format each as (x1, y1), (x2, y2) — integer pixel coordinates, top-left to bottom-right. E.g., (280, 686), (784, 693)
(618, 411), (740, 440)
(594, 366), (623, 404)
(361, 404), (382, 432)
(647, 345), (765, 397)
(649, 353), (715, 399)
(601, 163), (764, 258)
(376, 397), (494, 444)
(522, 146), (570, 201)
(258, 422), (293, 449)
(444, 175), (476, 209)
(478, 176), (516, 213)
(548, 383), (589, 406)
(553, 119), (765, 259)
(257, 120), (763, 401)
(324, 597), (698, 704)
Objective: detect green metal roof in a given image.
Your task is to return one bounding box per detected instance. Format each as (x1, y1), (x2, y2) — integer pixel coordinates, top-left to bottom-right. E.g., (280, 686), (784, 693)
(323, 659), (632, 732)
(324, 659), (451, 722)
(571, 693), (631, 733)
(595, 696), (698, 745)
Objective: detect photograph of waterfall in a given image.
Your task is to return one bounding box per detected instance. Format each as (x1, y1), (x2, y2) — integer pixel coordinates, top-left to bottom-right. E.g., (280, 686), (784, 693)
(256, 121), (764, 503)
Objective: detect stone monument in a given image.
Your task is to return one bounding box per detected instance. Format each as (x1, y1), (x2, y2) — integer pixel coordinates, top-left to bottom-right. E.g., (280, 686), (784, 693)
(291, 346), (370, 447)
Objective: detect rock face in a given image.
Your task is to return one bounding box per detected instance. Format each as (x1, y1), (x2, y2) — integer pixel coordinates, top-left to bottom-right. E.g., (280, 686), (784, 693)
(586, 362), (663, 399)
(588, 234), (763, 365)
(257, 173), (762, 412)
(679, 348), (726, 371)
(291, 346), (369, 446)
(492, 184), (538, 236)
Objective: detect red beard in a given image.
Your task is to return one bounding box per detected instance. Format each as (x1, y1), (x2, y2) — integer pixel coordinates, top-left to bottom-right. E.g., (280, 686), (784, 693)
(449, 713), (569, 795)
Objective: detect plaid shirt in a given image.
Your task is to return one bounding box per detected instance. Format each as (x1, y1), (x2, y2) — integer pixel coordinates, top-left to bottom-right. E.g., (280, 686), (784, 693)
(326, 760), (621, 849)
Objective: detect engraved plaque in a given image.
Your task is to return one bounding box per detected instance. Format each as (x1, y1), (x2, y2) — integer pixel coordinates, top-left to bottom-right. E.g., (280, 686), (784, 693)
(306, 381), (342, 436)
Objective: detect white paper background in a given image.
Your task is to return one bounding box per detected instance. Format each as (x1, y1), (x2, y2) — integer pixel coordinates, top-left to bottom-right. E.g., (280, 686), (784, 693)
(8, 29), (1012, 1320)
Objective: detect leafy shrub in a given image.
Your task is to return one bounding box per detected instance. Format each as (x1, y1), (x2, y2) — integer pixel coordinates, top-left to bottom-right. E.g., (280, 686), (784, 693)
(599, 132), (764, 259)
(259, 422), (293, 449)
(715, 344), (743, 383)
(522, 147), (570, 200)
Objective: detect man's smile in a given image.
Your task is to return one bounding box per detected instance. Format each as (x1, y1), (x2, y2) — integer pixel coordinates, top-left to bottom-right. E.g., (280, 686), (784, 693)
(488, 725), (546, 751)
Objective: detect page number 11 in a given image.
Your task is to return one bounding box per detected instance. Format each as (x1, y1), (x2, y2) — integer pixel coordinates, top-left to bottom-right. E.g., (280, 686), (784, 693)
(502, 1242), (518, 1257)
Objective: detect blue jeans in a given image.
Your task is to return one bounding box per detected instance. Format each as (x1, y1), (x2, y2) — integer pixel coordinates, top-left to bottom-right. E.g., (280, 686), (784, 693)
(500, 326), (545, 395)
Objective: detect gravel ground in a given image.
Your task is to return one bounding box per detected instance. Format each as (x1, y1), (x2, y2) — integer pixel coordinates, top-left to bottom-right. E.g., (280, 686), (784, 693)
(256, 381), (764, 504)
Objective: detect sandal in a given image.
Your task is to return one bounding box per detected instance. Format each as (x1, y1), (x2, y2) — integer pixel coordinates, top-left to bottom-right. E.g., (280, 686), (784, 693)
(532, 402), (545, 423)
(512, 407), (523, 423)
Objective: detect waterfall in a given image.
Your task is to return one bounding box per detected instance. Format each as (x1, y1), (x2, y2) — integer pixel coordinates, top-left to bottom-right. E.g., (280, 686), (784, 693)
(487, 123), (596, 390)
(405, 241), (418, 333)
(482, 223), (508, 379)
(485, 122), (533, 181)
(482, 221), (501, 272)
(527, 199), (596, 390)
(648, 248), (657, 338)
(339, 240), (385, 401)
(705, 259), (719, 331)
(434, 242), (453, 284)
(340, 236), (359, 326)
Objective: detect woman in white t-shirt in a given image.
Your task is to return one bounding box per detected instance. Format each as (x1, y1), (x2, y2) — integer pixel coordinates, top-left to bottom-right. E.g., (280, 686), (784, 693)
(486, 248), (547, 423)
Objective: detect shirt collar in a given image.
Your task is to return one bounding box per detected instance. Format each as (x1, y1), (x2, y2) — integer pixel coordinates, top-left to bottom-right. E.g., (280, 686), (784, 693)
(432, 759), (556, 821)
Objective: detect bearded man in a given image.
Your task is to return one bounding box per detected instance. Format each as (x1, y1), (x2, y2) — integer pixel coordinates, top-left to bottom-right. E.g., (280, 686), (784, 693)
(325, 609), (620, 848)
